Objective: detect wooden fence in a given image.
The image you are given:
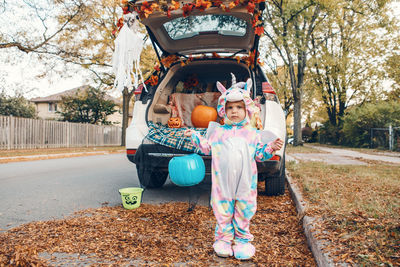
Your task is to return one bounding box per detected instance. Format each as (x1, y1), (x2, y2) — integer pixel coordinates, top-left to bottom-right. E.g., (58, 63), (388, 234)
(0, 115), (122, 149)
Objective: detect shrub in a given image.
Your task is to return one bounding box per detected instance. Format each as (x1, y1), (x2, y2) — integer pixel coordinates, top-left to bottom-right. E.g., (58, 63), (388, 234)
(342, 101), (400, 147)
(0, 92), (36, 118)
(317, 122), (343, 145)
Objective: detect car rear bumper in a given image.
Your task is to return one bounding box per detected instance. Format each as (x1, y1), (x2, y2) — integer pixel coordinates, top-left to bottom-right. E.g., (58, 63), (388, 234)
(127, 144), (282, 177)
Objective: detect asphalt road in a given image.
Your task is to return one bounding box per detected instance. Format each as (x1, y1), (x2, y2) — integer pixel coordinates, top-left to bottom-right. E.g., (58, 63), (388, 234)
(0, 153), (211, 230)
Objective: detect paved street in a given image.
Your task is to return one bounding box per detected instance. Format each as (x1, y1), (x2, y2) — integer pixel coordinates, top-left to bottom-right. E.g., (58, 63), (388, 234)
(0, 153), (210, 230)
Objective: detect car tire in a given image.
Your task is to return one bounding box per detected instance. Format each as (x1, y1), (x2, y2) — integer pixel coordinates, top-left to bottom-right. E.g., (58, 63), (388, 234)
(264, 156), (285, 196)
(136, 164), (168, 188)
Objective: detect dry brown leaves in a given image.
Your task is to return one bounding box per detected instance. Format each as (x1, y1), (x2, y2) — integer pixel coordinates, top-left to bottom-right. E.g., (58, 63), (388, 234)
(0, 184), (315, 266)
(288, 161), (400, 266)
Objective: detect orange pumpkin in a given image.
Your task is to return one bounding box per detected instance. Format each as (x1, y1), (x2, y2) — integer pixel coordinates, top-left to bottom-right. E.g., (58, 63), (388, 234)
(191, 105), (217, 128)
(168, 117), (183, 128)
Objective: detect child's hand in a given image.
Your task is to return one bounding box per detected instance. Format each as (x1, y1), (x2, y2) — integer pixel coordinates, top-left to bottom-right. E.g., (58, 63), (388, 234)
(184, 129), (195, 137)
(270, 138), (284, 151)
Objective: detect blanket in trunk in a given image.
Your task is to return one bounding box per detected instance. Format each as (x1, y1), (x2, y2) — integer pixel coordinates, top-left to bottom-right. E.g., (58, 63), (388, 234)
(146, 121), (207, 154)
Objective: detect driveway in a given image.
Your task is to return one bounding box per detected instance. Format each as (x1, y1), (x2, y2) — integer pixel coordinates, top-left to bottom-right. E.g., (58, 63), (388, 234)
(287, 145), (400, 165)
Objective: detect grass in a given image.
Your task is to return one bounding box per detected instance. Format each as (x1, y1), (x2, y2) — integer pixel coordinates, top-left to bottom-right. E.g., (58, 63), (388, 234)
(287, 159), (400, 266)
(0, 146), (124, 158)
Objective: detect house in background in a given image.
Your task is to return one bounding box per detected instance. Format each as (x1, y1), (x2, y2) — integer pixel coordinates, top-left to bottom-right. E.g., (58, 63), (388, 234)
(30, 85), (133, 125)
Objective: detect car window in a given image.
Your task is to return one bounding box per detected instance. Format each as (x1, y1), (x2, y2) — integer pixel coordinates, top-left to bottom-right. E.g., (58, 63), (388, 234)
(163, 14), (247, 40)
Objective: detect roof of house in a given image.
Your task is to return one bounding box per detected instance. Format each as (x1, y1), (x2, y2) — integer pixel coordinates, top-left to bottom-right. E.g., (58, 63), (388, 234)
(30, 85), (121, 104)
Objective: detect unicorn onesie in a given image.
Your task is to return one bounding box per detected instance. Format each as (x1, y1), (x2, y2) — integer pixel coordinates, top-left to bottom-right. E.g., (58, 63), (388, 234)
(188, 75), (276, 260)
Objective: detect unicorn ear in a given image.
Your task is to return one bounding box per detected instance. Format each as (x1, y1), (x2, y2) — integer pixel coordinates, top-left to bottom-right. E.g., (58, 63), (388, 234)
(245, 78), (252, 92)
(216, 81), (227, 93)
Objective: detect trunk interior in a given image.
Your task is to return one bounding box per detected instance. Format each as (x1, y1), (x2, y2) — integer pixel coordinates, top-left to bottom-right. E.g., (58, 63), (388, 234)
(147, 59), (253, 127)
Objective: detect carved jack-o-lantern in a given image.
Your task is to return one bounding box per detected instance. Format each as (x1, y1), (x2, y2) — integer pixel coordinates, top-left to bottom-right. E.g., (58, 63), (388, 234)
(168, 117), (183, 128)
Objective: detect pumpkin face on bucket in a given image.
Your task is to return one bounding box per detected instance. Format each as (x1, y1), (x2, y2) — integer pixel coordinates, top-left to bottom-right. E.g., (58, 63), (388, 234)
(191, 105), (217, 128)
(168, 117), (183, 128)
(168, 154), (205, 186)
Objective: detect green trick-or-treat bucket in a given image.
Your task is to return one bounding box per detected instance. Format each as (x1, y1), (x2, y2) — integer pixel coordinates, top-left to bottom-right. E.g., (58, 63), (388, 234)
(118, 187), (144, 209)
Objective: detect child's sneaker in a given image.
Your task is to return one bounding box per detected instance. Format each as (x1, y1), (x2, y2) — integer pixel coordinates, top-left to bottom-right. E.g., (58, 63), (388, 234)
(232, 242), (255, 260)
(213, 240), (233, 257)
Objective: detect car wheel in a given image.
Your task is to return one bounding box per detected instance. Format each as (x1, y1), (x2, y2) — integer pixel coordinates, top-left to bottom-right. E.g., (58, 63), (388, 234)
(265, 156), (285, 196)
(136, 164), (168, 188)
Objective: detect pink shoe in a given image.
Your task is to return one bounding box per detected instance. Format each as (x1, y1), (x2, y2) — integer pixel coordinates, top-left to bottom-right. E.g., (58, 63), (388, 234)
(232, 242), (255, 260)
(213, 240), (233, 258)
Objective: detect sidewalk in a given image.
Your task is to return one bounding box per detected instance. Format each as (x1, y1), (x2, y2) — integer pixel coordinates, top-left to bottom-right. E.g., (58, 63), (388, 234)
(287, 144), (400, 165)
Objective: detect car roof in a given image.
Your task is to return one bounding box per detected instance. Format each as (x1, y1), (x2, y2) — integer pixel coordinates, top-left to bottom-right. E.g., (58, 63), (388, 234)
(132, 0), (260, 55)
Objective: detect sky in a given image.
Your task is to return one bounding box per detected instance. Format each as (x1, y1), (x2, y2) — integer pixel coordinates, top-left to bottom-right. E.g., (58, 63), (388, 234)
(1, 1), (399, 99)
(0, 53), (88, 98)
(0, 52), (90, 98)
(0, 1), (99, 99)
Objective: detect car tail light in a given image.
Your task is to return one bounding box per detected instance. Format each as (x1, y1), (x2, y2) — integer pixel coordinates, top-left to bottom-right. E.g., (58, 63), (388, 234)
(262, 82), (278, 102)
(269, 155), (281, 161)
(134, 84), (144, 95)
(134, 84), (144, 101)
(127, 149), (137, 155)
(262, 82), (276, 94)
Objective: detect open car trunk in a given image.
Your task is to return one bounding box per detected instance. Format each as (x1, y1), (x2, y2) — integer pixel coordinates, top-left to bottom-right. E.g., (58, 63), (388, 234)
(147, 59), (258, 127)
(133, 1), (260, 56)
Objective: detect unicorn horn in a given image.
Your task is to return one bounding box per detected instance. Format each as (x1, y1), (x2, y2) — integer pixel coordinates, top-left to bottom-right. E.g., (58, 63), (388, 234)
(230, 73), (236, 86)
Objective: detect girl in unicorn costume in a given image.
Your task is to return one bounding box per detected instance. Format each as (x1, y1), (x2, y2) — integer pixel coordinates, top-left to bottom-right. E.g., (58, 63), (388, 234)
(184, 74), (283, 260)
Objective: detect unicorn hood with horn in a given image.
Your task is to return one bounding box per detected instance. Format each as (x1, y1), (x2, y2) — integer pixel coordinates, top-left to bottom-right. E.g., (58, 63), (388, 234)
(216, 73), (258, 126)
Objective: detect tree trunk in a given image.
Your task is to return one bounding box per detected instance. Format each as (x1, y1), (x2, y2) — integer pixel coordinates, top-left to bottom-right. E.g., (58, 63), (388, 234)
(121, 87), (134, 146)
(293, 94), (302, 146)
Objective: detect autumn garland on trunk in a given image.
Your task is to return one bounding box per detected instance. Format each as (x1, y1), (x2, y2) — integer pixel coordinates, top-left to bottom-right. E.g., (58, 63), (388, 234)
(118, 0), (265, 87)
(145, 52), (263, 87)
(117, 0), (265, 36)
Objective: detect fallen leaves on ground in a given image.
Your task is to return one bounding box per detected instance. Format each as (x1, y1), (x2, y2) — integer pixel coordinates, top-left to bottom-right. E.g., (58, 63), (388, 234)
(0, 185), (315, 266)
(288, 160), (400, 266)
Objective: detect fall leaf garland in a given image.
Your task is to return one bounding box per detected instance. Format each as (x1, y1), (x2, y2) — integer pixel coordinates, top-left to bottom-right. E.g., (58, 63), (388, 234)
(118, 0), (265, 35)
(121, 0), (266, 87)
(146, 52), (263, 87)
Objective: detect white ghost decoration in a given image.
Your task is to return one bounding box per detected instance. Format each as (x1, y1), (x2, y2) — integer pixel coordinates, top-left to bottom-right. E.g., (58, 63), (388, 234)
(112, 12), (147, 92)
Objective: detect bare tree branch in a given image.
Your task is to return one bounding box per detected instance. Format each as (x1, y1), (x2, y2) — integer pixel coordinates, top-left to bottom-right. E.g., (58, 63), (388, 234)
(0, 2), (83, 53)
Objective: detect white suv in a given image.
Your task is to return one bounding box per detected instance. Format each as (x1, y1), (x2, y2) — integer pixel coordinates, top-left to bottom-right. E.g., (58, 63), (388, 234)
(125, 1), (286, 195)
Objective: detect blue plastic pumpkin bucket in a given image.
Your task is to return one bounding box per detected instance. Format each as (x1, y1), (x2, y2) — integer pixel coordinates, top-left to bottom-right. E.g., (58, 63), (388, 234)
(168, 154), (205, 186)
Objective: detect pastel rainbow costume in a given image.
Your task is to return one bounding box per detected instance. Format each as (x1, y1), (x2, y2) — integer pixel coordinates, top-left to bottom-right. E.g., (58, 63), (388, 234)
(189, 75), (275, 260)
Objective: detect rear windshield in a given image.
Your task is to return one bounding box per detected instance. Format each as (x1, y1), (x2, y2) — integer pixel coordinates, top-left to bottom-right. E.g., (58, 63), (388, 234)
(163, 14), (247, 40)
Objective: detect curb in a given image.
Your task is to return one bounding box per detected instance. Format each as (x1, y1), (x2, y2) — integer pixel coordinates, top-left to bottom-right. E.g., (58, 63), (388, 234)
(285, 169), (335, 267)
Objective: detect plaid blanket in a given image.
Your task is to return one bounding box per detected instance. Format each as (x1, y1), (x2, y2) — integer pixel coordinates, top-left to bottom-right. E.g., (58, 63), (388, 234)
(146, 121), (207, 154)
